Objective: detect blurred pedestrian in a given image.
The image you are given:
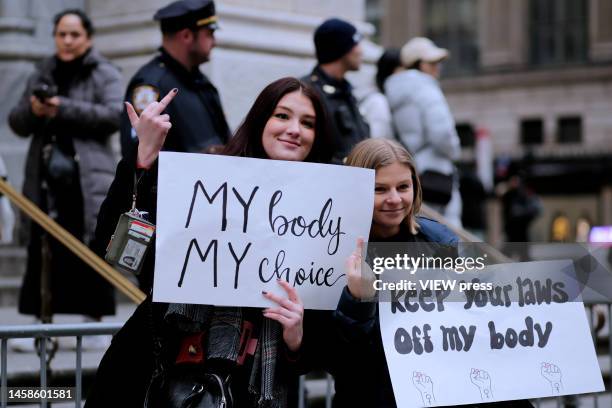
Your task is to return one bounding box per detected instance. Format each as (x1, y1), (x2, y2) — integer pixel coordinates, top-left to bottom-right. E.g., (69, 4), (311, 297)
(303, 18), (369, 163)
(120, 0), (230, 157)
(358, 48), (401, 139)
(459, 167), (487, 240)
(8, 8), (120, 349)
(386, 37), (462, 227)
(502, 172), (542, 260)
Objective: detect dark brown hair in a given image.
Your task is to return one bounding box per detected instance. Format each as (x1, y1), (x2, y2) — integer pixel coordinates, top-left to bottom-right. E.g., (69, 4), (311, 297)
(376, 48), (401, 92)
(223, 77), (333, 163)
(53, 9), (94, 37)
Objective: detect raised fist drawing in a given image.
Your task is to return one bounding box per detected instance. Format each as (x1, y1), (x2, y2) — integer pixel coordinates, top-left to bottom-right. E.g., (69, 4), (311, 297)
(470, 368), (493, 400)
(541, 362), (563, 394)
(412, 371), (435, 406)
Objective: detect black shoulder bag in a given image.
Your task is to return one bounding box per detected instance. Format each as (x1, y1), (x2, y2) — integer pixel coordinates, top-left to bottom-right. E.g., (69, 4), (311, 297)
(42, 137), (78, 188)
(143, 302), (233, 408)
(419, 170), (454, 206)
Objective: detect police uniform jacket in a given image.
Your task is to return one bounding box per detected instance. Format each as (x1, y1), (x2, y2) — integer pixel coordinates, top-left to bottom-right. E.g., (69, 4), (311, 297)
(302, 66), (369, 163)
(120, 48), (230, 156)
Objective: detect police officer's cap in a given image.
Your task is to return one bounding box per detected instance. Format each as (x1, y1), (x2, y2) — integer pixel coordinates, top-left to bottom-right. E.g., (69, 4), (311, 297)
(154, 0), (218, 33)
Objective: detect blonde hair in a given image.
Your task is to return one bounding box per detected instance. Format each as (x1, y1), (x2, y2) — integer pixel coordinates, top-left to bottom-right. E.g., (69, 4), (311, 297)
(346, 139), (422, 234)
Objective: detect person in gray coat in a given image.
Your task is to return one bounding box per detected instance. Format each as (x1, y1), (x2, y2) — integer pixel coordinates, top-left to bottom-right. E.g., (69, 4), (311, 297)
(8, 9), (120, 340)
(385, 37), (462, 227)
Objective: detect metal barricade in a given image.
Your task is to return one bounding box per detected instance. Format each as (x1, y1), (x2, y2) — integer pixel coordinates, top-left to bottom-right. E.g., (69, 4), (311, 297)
(0, 310), (609, 407)
(0, 322), (122, 408)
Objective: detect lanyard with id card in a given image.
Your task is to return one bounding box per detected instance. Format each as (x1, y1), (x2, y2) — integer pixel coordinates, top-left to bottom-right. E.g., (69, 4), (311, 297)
(105, 172), (155, 276)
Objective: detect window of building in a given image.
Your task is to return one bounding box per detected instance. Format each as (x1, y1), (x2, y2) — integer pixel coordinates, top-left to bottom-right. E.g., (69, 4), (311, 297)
(456, 123), (475, 147)
(529, 0), (588, 66)
(365, 0), (383, 44)
(520, 119), (544, 145)
(424, 0), (479, 76)
(557, 116), (582, 143)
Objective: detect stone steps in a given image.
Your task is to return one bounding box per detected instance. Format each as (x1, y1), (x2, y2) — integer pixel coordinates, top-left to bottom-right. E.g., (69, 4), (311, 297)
(0, 244), (26, 307)
(0, 244), (135, 307)
(0, 245), (26, 278)
(0, 276), (21, 307)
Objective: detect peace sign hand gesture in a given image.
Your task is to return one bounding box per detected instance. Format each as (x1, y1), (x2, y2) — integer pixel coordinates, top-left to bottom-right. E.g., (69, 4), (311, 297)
(125, 88), (178, 169)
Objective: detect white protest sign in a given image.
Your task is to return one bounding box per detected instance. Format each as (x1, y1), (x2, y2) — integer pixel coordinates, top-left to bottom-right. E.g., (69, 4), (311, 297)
(153, 152), (374, 309)
(379, 260), (604, 407)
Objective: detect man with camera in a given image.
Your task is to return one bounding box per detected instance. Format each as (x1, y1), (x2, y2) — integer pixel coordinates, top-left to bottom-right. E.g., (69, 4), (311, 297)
(8, 9), (121, 349)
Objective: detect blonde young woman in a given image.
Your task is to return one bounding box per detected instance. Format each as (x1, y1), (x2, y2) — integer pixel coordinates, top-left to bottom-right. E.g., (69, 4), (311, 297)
(311, 139), (532, 407)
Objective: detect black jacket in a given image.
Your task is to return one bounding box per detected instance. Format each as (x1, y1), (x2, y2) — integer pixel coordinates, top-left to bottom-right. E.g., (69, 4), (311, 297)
(302, 66), (369, 163)
(120, 48), (230, 157)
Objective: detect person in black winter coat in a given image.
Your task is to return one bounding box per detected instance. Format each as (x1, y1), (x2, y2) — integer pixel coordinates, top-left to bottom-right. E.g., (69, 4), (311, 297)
(85, 77), (333, 408)
(302, 139), (533, 408)
(302, 18), (370, 164)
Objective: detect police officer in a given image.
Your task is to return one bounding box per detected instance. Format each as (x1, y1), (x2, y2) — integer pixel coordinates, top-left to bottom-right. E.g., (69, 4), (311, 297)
(302, 18), (369, 164)
(120, 0), (230, 157)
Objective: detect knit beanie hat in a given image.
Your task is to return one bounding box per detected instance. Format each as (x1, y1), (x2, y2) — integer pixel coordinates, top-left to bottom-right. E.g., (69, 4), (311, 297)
(314, 18), (362, 64)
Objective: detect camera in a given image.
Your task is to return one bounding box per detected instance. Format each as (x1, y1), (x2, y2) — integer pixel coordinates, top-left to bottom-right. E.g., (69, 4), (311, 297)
(32, 82), (58, 102)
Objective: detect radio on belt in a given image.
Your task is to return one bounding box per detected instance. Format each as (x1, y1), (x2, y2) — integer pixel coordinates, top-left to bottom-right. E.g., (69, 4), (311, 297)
(105, 211), (155, 275)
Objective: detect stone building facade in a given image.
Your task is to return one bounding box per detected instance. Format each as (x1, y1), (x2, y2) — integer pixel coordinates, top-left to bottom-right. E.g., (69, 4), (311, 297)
(370, 0), (612, 243)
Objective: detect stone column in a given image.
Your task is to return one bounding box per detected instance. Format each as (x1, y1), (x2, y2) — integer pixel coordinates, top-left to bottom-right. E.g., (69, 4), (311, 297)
(379, 0), (421, 47)
(479, 0), (528, 69)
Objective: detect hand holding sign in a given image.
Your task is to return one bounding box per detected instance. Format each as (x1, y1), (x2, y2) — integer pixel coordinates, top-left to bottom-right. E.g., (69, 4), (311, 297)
(125, 88), (177, 169)
(345, 238), (376, 300)
(262, 280), (304, 352)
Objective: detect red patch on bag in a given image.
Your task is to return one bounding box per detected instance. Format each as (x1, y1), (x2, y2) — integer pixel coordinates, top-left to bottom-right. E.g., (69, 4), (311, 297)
(175, 332), (206, 364)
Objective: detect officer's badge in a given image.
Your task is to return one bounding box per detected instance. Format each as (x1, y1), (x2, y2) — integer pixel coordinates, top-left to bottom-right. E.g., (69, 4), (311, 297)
(132, 85), (159, 114)
(323, 84), (336, 94)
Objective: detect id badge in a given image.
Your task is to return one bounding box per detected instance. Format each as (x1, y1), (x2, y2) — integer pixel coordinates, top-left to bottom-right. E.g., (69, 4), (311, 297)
(105, 212), (155, 275)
